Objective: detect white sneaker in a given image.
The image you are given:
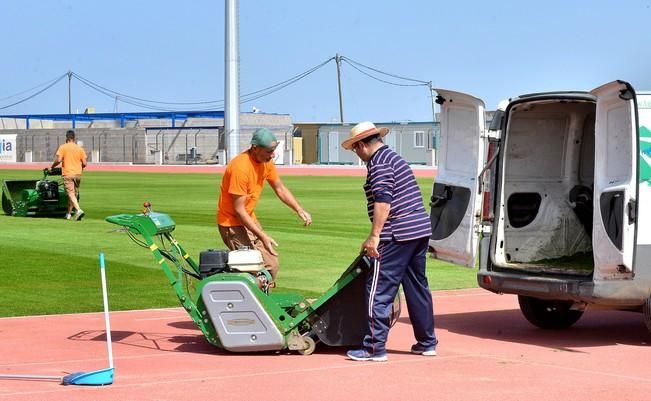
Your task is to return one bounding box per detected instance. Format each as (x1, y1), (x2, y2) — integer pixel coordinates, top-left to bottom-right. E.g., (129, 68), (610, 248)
(346, 349), (388, 362)
(65, 213), (71, 220)
(411, 343), (437, 356)
(75, 209), (85, 221)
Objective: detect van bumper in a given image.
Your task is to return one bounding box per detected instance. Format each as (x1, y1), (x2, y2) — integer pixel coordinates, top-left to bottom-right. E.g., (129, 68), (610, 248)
(477, 272), (646, 308)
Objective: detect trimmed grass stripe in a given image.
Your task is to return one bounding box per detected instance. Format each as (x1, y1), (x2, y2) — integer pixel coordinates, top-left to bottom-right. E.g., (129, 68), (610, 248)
(0, 169), (477, 317)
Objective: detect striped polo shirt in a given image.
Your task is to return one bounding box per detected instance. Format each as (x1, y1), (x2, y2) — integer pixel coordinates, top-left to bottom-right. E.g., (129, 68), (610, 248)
(364, 145), (432, 242)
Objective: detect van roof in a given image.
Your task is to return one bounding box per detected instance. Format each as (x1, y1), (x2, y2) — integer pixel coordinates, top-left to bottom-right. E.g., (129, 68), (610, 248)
(509, 91), (596, 106)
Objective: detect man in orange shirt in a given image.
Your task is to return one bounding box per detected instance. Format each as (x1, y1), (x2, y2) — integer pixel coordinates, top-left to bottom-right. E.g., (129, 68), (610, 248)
(217, 128), (312, 281)
(50, 130), (87, 220)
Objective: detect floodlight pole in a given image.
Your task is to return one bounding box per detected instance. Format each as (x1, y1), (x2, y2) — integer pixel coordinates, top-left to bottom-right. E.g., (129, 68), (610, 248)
(225, 0), (241, 162)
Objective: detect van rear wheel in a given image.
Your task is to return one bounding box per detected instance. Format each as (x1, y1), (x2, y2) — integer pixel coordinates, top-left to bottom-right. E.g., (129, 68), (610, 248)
(642, 297), (651, 333)
(518, 296), (583, 329)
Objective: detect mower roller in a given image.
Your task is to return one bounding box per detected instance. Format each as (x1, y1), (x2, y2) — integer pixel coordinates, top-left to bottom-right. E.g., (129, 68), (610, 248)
(106, 203), (400, 355)
(1, 168), (69, 217)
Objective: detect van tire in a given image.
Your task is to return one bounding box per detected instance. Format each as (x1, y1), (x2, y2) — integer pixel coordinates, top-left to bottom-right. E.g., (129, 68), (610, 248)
(518, 296), (583, 329)
(642, 297), (651, 333)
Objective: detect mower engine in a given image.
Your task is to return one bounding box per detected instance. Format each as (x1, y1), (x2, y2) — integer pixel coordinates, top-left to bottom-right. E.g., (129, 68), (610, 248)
(199, 248), (273, 293)
(37, 179), (60, 201)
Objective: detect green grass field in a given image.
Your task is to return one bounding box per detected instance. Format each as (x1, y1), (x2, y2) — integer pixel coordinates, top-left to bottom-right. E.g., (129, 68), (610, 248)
(0, 169), (477, 317)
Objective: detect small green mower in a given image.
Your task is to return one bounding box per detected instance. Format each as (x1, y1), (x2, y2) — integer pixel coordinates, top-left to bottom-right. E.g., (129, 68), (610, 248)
(2, 168), (70, 217)
(106, 203), (400, 355)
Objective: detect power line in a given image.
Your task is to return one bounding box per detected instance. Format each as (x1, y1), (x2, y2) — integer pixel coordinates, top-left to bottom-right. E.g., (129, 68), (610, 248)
(63, 57), (335, 112)
(70, 57), (335, 110)
(72, 72), (222, 106)
(0, 55), (429, 114)
(337, 55), (435, 123)
(71, 76), (187, 112)
(0, 73), (68, 102)
(341, 55), (429, 86)
(0, 73), (68, 110)
(341, 58), (427, 87)
(239, 57), (335, 104)
(189, 57), (335, 110)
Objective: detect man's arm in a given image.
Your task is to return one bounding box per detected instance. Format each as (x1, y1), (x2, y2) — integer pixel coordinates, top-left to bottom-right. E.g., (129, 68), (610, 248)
(50, 155), (62, 170)
(268, 178), (312, 226)
(362, 163), (395, 257)
(232, 194), (279, 256)
(361, 202), (390, 258)
(81, 147), (88, 168)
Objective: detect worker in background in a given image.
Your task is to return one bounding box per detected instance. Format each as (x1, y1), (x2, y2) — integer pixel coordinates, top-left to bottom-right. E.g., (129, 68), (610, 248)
(342, 121), (437, 362)
(217, 128), (312, 282)
(50, 129), (87, 220)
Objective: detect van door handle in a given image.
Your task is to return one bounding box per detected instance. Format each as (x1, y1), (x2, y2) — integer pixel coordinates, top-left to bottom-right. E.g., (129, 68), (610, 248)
(628, 199), (636, 224)
(430, 193), (448, 208)
(430, 186), (451, 208)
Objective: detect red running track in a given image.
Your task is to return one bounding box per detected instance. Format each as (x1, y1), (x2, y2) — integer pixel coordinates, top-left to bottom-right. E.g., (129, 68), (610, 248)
(1, 288), (651, 401)
(0, 162), (436, 178)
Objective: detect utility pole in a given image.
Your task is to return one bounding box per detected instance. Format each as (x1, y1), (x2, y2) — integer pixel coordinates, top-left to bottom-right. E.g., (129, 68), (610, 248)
(68, 70), (72, 114)
(427, 81), (439, 167)
(427, 81), (437, 122)
(335, 53), (344, 123)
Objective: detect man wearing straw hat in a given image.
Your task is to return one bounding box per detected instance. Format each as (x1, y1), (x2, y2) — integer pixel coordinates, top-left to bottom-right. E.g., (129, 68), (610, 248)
(342, 121), (437, 362)
(217, 128), (312, 283)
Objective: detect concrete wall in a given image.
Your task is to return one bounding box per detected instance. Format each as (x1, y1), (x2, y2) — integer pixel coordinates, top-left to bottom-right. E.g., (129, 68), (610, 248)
(2, 113), (294, 165)
(13, 128), (147, 163)
(143, 128), (221, 164)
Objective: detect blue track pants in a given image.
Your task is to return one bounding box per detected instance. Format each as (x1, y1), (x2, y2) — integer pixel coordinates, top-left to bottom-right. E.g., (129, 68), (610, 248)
(362, 236), (437, 354)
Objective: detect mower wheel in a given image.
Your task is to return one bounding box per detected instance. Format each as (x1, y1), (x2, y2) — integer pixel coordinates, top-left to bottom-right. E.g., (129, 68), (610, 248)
(1, 192), (13, 216)
(297, 336), (316, 355)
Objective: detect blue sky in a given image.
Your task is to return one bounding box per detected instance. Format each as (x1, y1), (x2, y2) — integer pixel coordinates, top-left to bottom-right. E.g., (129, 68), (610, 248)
(1, 0), (651, 123)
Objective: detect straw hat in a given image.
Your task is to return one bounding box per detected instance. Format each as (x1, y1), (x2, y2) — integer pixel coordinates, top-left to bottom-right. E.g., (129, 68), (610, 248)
(341, 121), (389, 150)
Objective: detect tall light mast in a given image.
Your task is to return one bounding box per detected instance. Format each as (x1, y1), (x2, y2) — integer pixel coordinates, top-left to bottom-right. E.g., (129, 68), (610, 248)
(225, 0), (240, 161)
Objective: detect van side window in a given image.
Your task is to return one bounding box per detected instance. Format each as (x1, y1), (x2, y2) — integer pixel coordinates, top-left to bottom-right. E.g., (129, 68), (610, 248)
(430, 183), (471, 240)
(506, 193), (542, 228)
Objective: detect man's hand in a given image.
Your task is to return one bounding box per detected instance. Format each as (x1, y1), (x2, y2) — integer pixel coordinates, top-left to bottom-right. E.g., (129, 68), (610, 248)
(261, 235), (279, 256)
(297, 209), (312, 226)
(361, 235), (380, 258)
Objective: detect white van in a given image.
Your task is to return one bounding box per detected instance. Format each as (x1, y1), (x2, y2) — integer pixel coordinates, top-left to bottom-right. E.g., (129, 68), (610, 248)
(429, 80), (651, 331)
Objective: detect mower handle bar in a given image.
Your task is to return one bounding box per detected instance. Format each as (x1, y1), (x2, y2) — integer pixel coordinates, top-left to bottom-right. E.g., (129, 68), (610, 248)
(43, 167), (62, 177)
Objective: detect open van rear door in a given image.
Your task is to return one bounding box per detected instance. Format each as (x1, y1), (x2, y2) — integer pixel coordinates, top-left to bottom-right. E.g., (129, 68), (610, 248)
(591, 80), (638, 278)
(429, 89), (486, 267)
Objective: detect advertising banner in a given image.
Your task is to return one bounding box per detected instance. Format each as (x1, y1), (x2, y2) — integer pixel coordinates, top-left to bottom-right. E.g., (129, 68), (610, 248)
(0, 134), (17, 163)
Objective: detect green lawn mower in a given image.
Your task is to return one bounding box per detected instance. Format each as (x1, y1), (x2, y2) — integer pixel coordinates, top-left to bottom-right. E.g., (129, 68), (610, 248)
(1, 168), (69, 217)
(106, 203), (400, 355)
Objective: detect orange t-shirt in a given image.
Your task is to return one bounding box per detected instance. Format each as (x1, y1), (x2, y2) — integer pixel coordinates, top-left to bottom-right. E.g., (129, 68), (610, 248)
(217, 151), (279, 226)
(56, 142), (87, 176)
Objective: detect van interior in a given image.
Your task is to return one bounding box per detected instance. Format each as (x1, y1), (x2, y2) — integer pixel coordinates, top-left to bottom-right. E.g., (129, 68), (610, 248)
(492, 99), (597, 276)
